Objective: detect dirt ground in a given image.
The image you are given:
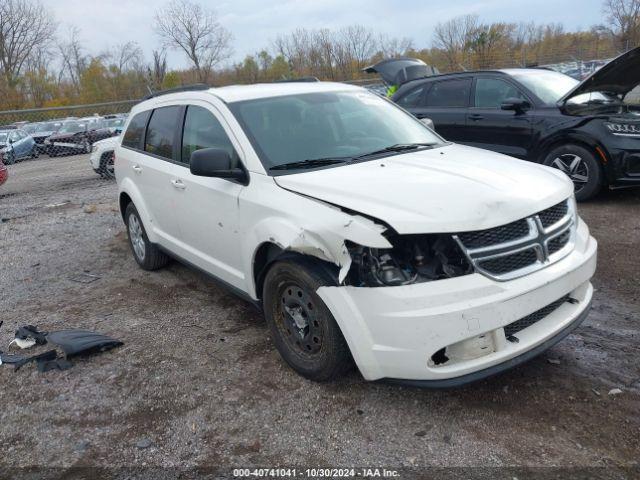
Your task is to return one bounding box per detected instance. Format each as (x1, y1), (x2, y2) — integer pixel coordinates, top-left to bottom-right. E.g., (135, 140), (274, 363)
(0, 154), (638, 479)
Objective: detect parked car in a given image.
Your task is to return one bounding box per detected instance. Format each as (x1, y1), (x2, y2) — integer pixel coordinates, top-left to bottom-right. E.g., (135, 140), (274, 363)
(392, 47), (640, 201)
(0, 129), (38, 164)
(103, 117), (126, 135)
(45, 120), (118, 156)
(90, 135), (119, 179)
(0, 157), (8, 186)
(31, 121), (63, 152)
(115, 82), (596, 386)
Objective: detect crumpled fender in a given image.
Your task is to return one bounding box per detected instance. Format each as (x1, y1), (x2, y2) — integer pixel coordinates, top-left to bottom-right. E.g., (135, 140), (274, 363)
(243, 211), (391, 297)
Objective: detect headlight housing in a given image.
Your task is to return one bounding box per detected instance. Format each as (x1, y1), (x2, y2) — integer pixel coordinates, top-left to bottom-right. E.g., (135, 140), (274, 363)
(345, 234), (473, 287)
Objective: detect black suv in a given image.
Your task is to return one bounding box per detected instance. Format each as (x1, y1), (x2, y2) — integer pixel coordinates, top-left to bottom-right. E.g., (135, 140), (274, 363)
(392, 48), (640, 201)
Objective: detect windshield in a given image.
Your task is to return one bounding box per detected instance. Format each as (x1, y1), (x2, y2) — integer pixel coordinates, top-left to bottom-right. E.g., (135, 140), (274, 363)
(59, 122), (85, 134)
(106, 118), (124, 128)
(229, 90), (444, 172)
(509, 70), (579, 104)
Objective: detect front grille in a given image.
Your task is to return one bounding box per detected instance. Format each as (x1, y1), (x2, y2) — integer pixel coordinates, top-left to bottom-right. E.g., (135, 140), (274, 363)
(454, 199), (574, 280)
(548, 229), (571, 255)
(478, 248), (538, 275)
(539, 201), (569, 228)
(457, 219), (529, 249)
(504, 296), (569, 337)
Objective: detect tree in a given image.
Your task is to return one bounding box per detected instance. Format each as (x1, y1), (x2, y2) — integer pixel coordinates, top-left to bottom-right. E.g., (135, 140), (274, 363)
(57, 26), (87, 93)
(0, 0), (56, 87)
(433, 14), (479, 70)
(603, 0), (640, 49)
(154, 0), (232, 82)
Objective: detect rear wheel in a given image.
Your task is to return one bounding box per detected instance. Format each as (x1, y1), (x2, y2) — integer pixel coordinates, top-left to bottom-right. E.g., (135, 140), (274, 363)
(262, 259), (351, 381)
(124, 203), (169, 271)
(543, 144), (602, 201)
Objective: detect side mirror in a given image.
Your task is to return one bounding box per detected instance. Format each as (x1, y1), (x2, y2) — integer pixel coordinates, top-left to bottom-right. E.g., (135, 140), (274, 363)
(190, 147), (247, 183)
(419, 117), (435, 130)
(501, 98), (531, 113)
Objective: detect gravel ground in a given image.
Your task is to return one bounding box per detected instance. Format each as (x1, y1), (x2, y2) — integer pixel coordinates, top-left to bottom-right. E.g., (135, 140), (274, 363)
(0, 154), (638, 479)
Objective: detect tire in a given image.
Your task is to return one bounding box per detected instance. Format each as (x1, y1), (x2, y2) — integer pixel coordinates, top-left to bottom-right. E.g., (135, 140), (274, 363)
(543, 144), (603, 201)
(262, 259), (352, 381)
(124, 203), (169, 271)
(4, 150), (15, 165)
(100, 152), (115, 179)
(31, 145), (39, 158)
(82, 140), (91, 154)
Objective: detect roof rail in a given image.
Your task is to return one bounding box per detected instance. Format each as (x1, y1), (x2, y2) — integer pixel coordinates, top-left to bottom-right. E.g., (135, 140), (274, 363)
(143, 84), (211, 100)
(271, 77), (320, 83)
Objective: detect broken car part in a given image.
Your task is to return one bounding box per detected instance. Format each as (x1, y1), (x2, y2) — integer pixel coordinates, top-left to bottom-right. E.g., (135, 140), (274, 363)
(116, 82), (596, 386)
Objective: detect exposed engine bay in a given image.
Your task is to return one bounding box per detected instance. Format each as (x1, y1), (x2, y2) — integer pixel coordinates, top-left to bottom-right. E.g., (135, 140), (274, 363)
(345, 234), (473, 287)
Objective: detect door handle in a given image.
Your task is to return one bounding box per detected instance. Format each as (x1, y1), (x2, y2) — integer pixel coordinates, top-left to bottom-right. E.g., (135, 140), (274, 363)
(171, 179), (186, 190)
(132, 165), (142, 173)
(469, 114), (484, 121)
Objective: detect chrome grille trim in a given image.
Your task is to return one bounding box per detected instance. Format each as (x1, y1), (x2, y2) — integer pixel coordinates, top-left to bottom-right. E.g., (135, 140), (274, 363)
(453, 199), (576, 281)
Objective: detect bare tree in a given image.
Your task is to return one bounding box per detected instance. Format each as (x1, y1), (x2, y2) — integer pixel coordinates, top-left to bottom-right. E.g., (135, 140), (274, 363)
(154, 0), (232, 82)
(603, 0), (640, 49)
(0, 0), (56, 87)
(57, 26), (86, 92)
(433, 14), (479, 70)
(149, 49), (168, 88)
(109, 41), (144, 73)
(377, 34), (415, 58)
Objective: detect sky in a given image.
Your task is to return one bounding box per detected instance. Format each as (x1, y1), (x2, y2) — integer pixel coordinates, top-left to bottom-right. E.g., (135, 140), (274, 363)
(43, 0), (608, 69)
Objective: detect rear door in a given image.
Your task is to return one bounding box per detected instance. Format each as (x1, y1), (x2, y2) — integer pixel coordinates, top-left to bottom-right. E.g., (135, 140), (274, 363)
(417, 77), (472, 141)
(169, 103), (246, 290)
(465, 76), (534, 158)
(121, 106), (183, 249)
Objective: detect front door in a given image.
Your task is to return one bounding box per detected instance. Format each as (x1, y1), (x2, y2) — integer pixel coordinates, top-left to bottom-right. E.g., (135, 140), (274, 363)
(169, 103), (246, 290)
(464, 77), (534, 159)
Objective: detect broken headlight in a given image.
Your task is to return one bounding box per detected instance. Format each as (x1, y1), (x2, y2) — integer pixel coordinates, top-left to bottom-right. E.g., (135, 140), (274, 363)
(345, 234), (473, 287)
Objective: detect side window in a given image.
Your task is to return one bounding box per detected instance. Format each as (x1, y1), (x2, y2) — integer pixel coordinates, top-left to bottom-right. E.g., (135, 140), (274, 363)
(122, 111), (150, 150)
(181, 105), (239, 165)
(425, 78), (472, 108)
(475, 78), (527, 108)
(396, 85), (427, 108)
(145, 106), (180, 159)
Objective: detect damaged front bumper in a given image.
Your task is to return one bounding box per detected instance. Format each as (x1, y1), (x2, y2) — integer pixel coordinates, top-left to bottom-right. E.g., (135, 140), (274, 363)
(317, 218), (597, 385)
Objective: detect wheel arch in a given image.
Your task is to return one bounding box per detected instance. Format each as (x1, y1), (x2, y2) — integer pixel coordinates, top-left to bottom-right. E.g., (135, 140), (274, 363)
(118, 181), (159, 244)
(539, 133), (610, 175)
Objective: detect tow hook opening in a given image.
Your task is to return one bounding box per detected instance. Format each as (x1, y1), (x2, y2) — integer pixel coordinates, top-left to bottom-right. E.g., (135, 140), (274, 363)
(431, 348), (449, 366)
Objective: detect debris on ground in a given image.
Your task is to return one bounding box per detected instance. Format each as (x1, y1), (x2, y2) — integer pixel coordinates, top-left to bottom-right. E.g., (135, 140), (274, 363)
(608, 388), (623, 396)
(136, 438), (153, 449)
(83, 204), (97, 213)
(68, 272), (101, 284)
(548, 358), (561, 365)
(0, 322), (123, 373)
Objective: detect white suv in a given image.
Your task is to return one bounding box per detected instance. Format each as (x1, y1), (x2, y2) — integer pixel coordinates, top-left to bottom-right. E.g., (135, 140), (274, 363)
(115, 82), (597, 386)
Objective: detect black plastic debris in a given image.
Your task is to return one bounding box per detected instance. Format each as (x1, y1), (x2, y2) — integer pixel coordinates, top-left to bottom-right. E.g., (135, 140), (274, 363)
(0, 321), (123, 373)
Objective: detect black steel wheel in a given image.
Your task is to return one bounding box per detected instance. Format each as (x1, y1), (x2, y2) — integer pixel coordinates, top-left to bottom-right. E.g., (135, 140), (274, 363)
(263, 258), (352, 381)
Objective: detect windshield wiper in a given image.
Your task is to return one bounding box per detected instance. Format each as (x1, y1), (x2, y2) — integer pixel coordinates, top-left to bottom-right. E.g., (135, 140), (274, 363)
(269, 157), (350, 171)
(355, 143), (438, 160)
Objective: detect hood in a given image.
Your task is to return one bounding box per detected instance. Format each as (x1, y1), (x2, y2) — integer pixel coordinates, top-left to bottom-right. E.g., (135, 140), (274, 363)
(33, 131), (54, 138)
(363, 57), (439, 86)
(274, 144), (573, 234)
(560, 47), (640, 104)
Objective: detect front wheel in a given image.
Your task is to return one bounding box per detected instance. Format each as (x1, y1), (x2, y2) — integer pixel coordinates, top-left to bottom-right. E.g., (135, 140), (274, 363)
(100, 152), (115, 179)
(262, 259), (352, 381)
(4, 150), (15, 165)
(543, 144), (602, 201)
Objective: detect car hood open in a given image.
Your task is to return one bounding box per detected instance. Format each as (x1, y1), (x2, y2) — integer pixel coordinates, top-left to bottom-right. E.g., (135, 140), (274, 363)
(560, 46), (640, 104)
(274, 144), (573, 234)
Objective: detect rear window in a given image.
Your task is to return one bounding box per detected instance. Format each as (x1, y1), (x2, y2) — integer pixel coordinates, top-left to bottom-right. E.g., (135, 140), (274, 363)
(426, 78), (472, 108)
(122, 111), (150, 149)
(145, 106), (180, 159)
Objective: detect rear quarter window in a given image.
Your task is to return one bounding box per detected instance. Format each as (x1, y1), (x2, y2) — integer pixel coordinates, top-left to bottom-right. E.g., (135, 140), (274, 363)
(122, 111), (151, 150)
